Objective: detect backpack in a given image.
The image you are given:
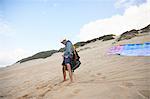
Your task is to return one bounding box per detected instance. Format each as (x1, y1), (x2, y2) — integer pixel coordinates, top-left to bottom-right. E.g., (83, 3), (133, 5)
(73, 50), (80, 60)
(71, 47), (81, 72)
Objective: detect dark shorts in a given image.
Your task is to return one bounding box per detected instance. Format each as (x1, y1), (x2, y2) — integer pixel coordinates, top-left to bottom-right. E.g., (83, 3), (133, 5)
(62, 58), (81, 72)
(62, 57), (72, 66)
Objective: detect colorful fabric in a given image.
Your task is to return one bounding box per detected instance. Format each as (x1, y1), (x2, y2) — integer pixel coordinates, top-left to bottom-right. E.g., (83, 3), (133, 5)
(108, 42), (150, 56)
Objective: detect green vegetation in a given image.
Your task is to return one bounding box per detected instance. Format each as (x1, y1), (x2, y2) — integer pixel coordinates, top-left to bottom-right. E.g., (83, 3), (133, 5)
(116, 24), (150, 42)
(102, 34), (115, 41)
(116, 29), (139, 41)
(17, 50), (58, 63)
(140, 24), (150, 33)
(74, 34), (115, 48)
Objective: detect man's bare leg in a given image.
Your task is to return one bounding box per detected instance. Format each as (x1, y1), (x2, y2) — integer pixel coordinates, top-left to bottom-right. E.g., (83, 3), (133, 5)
(66, 64), (73, 82)
(62, 66), (66, 82)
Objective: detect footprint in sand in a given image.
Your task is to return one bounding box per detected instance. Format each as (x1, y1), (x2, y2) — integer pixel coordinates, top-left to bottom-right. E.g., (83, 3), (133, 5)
(139, 90), (150, 99)
(96, 73), (106, 79)
(101, 76), (106, 79)
(23, 80), (30, 84)
(96, 73), (102, 75)
(90, 73), (106, 80)
(90, 73), (101, 77)
(36, 81), (52, 90)
(122, 82), (134, 88)
(73, 89), (81, 95)
(0, 95), (6, 98)
(18, 94), (30, 99)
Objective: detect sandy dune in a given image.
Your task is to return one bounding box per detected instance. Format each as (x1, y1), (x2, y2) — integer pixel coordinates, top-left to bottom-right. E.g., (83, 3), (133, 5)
(0, 35), (150, 99)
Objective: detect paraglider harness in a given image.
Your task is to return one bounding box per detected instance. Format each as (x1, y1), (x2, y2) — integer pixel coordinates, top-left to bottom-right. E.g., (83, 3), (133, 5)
(71, 47), (81, 72)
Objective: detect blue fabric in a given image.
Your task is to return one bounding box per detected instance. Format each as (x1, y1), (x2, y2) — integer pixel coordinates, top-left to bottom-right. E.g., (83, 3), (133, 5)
(64, 40), (73, 58)
(121, 43), (150, 56)
(108, 42), (150, 56)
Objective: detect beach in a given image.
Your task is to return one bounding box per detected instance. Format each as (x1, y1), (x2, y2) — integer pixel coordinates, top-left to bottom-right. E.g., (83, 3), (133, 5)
(0, 34), (150, 99)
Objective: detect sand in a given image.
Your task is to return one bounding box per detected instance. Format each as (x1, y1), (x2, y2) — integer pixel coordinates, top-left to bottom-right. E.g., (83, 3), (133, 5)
(0, 35), (150, 99)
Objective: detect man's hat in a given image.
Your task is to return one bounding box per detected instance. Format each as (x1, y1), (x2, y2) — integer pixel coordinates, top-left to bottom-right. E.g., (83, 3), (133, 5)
(60, 38), (67, 43)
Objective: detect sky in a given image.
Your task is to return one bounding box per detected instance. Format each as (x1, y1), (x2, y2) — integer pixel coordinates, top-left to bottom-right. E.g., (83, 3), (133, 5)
(0, 0), (150, 67)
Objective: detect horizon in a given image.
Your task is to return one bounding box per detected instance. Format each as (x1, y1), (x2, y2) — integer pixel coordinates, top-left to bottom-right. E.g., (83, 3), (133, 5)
(0, 0), (150, 67)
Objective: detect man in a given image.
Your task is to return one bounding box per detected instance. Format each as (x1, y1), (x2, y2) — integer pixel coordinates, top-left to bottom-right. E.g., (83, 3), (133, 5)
(61, 39), (74, 82)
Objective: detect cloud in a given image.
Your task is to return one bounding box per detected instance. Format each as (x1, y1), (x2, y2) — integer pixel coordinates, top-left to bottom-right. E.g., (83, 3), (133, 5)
(0, 48), (31, 67)
(0, 16), (15, 37)
(79, 0), (150, 41)
(115, 0), (147, 8)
